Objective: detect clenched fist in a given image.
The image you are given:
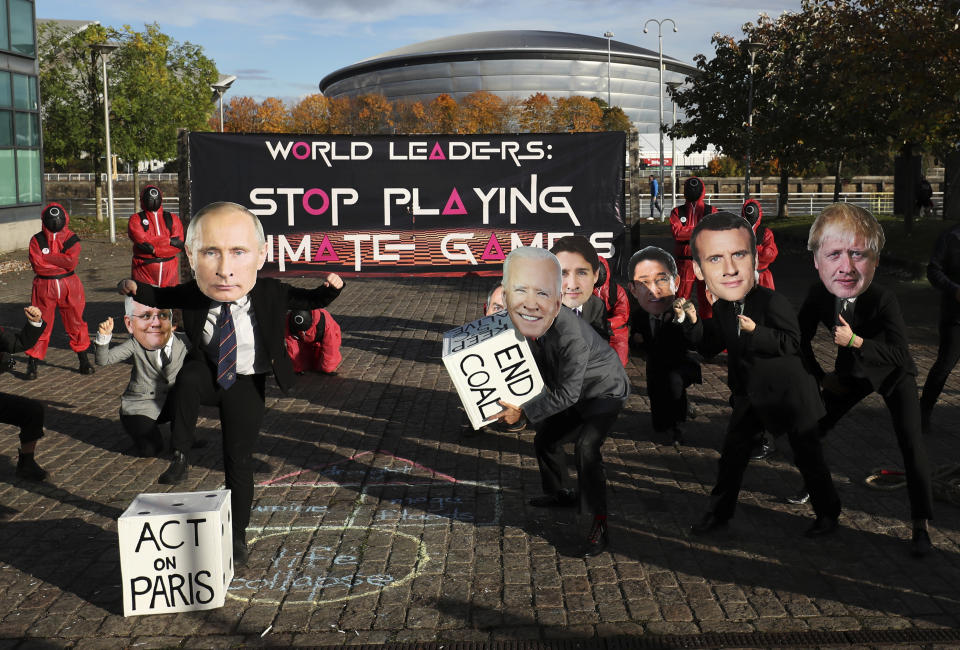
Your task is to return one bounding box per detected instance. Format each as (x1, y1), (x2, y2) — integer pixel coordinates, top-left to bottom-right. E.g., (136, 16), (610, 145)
(98, 317), (114, 336)
(24, 306), (42, 323)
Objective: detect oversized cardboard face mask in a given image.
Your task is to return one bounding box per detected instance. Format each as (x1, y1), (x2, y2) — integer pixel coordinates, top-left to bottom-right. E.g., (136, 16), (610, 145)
(503, 256), (562, 340)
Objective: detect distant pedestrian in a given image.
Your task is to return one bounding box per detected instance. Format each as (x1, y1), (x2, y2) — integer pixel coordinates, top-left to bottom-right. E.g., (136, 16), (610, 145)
(649, 175), (662, 220)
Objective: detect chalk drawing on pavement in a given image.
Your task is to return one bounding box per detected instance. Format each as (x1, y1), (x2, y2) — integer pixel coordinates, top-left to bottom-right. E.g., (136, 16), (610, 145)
(225, 525), (428, 606)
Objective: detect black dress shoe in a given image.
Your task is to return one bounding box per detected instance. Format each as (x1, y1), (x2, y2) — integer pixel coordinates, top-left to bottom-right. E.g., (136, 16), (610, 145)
(16, 450), (48, 481)
(686, 402), (698, 419)
(158, 450), (188, 484)
(691, 512), (728, 535)
(911, 528), (932, 557)
(529, 490), (577, 508)
(804, 515), (839, 537)
(25, 357), (38, 380)
(578, 519), (609, 557)
(786, 489), (810, 505)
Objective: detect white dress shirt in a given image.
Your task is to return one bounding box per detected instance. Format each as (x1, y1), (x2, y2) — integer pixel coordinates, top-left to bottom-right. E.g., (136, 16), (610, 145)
(202, 295), (270, 375)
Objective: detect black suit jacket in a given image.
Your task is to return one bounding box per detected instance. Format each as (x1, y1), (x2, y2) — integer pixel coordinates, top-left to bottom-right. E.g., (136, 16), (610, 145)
(798, 282), (916, 394)
(630, 302), (701, 381)
(689, 286), (824, 433)
(135, 278), (341, 392)
(927, 223), (960, 324)
(580, 294), (610, 341)
(524, 306), (630, 424)
(0, 319), (43, 354)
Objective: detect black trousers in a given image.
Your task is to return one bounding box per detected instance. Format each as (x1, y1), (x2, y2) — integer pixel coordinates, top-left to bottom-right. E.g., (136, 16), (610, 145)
(0, 392), (44, 444)
(648, 359), (699, 432)
(120, 396), (173, 456)
(171, 358), (266, 539)
(920, 320), (960, 414)
(710, 395), (841, 522)
(533, 398), (623, 516)
(820, 374), (933, 521)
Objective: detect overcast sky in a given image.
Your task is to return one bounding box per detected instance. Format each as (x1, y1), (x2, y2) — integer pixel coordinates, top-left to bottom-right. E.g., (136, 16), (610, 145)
(37, 0), (803, 103)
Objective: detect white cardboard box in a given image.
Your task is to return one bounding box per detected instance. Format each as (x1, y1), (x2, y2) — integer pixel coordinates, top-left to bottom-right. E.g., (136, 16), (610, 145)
(118, 490), (233, 616)
(442, 311), (544, 429)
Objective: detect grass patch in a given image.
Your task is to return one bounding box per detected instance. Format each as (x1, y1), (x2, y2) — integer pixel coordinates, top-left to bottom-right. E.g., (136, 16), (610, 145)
(68, 214), (131, 240)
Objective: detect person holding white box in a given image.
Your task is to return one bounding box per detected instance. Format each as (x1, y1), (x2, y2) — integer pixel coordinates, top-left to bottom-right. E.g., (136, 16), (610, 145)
(494, 247), (629, 557)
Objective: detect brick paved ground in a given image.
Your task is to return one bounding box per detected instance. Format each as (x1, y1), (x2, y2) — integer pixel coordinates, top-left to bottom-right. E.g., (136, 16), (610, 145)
(0, 230), (958, 648)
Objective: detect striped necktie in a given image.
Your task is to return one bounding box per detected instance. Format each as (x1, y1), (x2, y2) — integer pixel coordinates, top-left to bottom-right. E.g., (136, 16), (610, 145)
(216, 303), (237, 389)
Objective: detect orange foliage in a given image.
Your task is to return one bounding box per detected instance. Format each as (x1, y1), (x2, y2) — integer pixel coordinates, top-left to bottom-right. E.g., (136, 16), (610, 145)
(257, 97), (289, 132)
(326, 97), (353, 134)
(460, 91), (508, 134)
(223, 96), (258, 133)
(394, 101), (429, 134)
(289, 94), (329, 134)
(354, 94), (393, 134)
(520, 92), (552, 133)
(552, 96), (603, 132)
(428, 94), (459, 133)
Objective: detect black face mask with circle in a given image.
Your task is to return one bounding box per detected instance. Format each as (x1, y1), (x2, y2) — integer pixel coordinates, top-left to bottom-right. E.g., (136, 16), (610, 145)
(289, 310), (314, 334)
(683, 178), (702, 203)
(42, 205), (66, 233)
(742, 202), (760, 227)
(142, 187), (162, 212)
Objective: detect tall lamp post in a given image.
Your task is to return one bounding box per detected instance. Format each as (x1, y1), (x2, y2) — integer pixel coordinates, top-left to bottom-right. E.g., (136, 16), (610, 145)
(211, 74), (237, 132)
(666, 81), (682, 211)
(603, 31), (614, 106)
(90, 41), (119, 244)
(644, 18), (677, 220)
(743, 41), (763, 202)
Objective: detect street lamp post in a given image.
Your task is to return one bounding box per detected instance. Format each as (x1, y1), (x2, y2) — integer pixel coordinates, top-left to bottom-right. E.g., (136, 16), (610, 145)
(666, 81), (682, 211)
(90, 42), (119, 244)
(603, 31), (614, 106)
(743, 41), (763, 202)
(211, 74), (237, 133)
(644, 18), (677, 221)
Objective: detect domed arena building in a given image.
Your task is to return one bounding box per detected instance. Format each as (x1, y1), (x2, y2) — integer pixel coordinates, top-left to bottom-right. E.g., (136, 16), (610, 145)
(319, 30), (698, 132)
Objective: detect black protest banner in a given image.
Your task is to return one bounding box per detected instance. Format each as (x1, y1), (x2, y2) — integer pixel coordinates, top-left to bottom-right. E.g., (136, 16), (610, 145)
(189, 132), (625, 277)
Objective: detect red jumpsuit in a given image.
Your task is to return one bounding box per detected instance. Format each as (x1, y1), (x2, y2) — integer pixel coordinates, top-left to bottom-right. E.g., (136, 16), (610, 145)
(284, 309), (342, 374)
(594, 256), (630, 367)
(670, 177), (717, 315)
(128, 187), (185, 287)
(742, 199), (778, 290)
(27, 205), (91, 359)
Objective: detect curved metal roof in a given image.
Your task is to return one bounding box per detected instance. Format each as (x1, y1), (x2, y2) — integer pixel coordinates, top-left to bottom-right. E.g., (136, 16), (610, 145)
(320, 29), (695, 92)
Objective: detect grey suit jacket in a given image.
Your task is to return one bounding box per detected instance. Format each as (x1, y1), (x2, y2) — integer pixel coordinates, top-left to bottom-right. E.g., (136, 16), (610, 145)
(95, 334), (188, 419)
(524, 306), (630, 424)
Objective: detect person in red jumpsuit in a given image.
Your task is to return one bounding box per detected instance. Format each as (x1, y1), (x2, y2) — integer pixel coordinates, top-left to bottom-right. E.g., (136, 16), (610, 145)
(670, 177), (718, 316)
(128, 185), (185, 287)
(25, 203), (95, 379)
(594, 256), (630, 367)
(284, 308), (342, 375)
(742, 199), (778, 290)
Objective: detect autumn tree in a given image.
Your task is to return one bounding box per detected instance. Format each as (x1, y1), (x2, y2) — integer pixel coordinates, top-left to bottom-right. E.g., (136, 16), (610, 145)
(352, 94), (393, 134)
(326, 97), (353, 134)
(552, 96), (602, 132)
(591, 97), (634, 133)
(519, 92), (553, 133)
(289, 94), (329, 133)
(393, 100), (428, 134)
(428, 93), (460, 133)
(460, 90), (509, 133)
(224, 96), (259, 132)
(257, 97), (289, 132)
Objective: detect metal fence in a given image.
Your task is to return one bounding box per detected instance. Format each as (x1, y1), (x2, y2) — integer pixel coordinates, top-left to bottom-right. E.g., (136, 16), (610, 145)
(646, 191), (944, 218)
(49, 197), (180, 218)
(44, 173), (178, 182)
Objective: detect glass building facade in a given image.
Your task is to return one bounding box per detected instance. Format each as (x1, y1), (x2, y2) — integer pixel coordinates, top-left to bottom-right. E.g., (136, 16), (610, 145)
(0, 0), (42, 251)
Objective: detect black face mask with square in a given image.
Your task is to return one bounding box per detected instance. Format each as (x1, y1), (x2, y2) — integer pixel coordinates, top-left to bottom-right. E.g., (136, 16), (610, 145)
(42, 205), (66, 232)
